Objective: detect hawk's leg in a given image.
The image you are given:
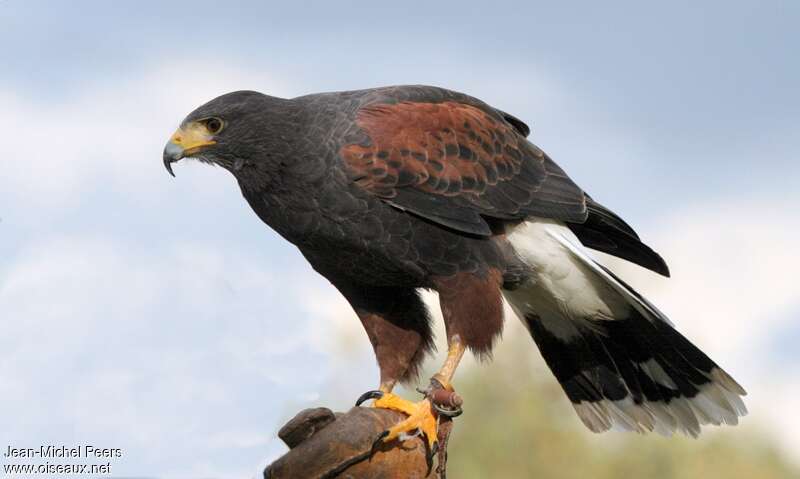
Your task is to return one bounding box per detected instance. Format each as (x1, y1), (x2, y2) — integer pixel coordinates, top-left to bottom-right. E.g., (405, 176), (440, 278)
(356, 335), (466, 457)
(332, 269), (500, 459)
(360, 268), (505, 454)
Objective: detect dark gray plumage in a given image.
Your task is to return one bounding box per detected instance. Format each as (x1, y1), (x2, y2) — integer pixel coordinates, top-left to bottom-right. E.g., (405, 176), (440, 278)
(163, 85), (745, 440)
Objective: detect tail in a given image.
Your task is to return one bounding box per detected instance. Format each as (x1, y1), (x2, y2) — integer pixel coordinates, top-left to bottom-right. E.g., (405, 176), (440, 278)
(502, 219), (747, 437)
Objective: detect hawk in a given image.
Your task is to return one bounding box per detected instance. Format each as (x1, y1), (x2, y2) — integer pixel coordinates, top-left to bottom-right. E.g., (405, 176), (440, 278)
(164, 85), (746, 456)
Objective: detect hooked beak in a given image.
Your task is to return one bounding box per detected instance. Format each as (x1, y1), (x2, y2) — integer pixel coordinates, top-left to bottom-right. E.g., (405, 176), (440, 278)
(163, 124), (217, 177)
(163, 142), (183, 177)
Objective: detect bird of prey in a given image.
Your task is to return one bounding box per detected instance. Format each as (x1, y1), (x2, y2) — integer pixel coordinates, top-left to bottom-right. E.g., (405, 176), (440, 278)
(163, 85), (746, 455)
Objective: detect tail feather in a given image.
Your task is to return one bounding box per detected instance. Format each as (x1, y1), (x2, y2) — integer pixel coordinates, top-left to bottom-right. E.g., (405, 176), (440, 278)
(503, 219), (747, 437)
(546, 226), (674, 326)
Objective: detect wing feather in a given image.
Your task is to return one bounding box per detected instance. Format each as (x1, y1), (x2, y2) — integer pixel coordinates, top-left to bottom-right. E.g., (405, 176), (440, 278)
(337, 91), (669, 276)
(340, 100), (587, 236)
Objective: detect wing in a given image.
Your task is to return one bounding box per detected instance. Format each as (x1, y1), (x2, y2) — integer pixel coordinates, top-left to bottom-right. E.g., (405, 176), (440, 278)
(567, 197), (670, 276)
(338, 94), (669, 276)
(340, 99), (587, 236)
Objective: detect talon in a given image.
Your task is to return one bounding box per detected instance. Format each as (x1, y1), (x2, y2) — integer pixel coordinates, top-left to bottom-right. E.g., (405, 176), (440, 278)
(426, 440), (439, 474)
(371, 430), (389, 456)
(367, 392), (440, 453)
(355, 390), (384, 407)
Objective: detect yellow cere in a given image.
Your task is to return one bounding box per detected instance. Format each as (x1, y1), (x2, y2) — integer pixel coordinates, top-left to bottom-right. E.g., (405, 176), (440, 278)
(169, 121), (216, 155)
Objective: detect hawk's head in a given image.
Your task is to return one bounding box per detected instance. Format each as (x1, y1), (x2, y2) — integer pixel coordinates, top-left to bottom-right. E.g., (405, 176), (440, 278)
(163, 90), (281, 177)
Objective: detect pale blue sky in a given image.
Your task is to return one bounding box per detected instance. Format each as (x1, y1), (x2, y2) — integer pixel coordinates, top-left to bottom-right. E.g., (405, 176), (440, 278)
(1, 1), (798, 477)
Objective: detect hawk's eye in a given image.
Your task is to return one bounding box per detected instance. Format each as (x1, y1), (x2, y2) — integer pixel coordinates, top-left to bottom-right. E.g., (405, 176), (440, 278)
(203, 117), (223, 134)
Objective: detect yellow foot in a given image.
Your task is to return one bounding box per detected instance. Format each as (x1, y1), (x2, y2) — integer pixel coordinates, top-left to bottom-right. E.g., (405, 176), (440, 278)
(355, 391), (439, 456)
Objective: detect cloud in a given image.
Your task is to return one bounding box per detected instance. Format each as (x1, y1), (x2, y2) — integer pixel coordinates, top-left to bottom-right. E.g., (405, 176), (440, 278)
(602, 194), (800, 360)
(0, 61), (298, 210)
(0, 233), (329, 478)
